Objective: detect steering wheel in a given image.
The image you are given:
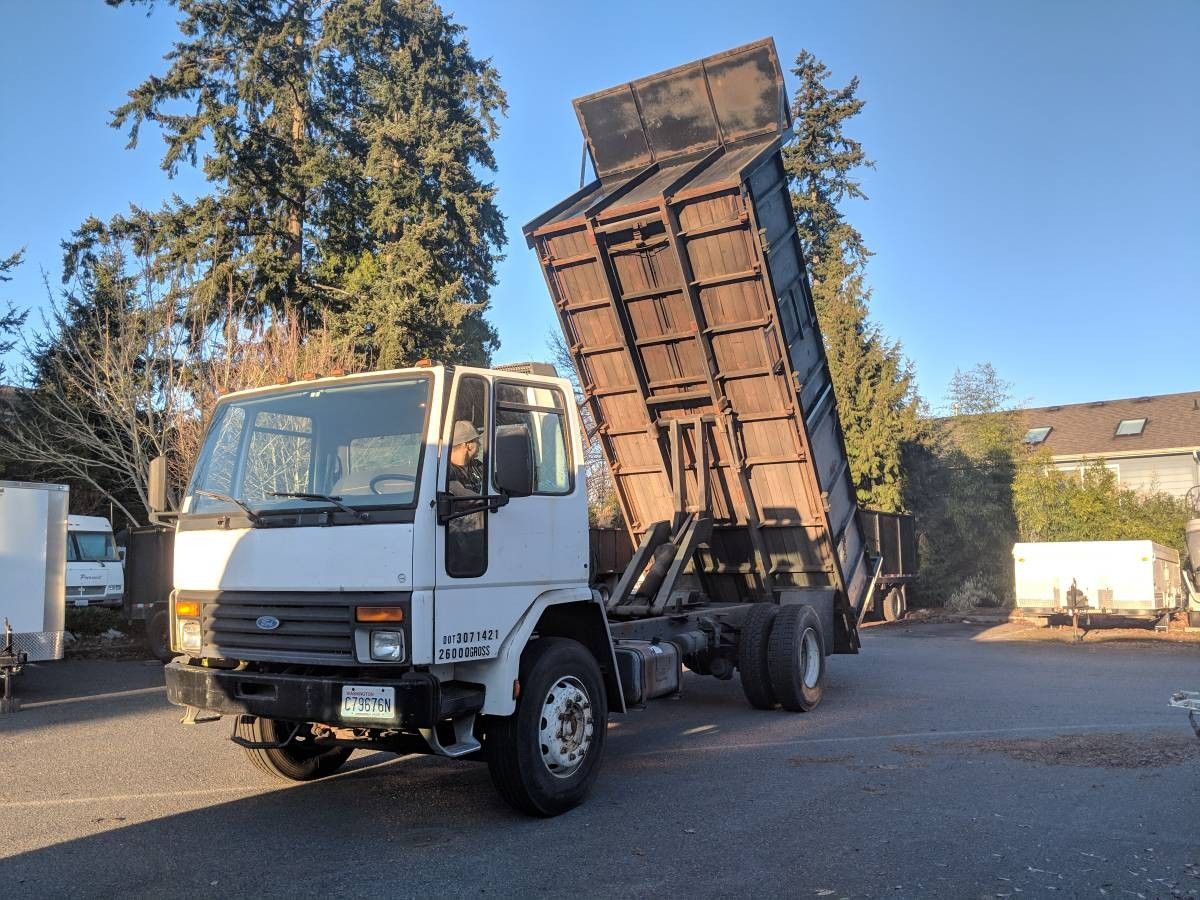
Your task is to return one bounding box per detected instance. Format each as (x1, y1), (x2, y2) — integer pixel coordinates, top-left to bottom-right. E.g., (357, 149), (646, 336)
(368, 473), (416, 495)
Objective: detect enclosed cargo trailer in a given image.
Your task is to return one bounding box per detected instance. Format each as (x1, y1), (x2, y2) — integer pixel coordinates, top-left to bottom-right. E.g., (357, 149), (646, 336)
(0, 481), (69, 664)
(524, 38), (871, 652)
(1012, 540), (1183, 619)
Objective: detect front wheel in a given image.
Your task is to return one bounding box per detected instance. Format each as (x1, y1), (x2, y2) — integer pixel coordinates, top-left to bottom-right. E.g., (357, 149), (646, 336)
(485, 637), (608, 817)
(235, 717), (352, 782)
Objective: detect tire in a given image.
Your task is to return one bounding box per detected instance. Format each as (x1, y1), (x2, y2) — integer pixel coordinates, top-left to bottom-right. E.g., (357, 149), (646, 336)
(767, 604), (826, 712)
(145, 608), (173, 662)
(235, 717), (352, 782)
(738, 603), (778, 710)
(881, 587), (904, 622)
(485, 637), (608, 817)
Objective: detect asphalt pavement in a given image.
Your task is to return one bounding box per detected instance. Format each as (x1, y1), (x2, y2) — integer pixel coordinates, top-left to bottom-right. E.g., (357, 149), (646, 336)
(2, 623), (1198, 898)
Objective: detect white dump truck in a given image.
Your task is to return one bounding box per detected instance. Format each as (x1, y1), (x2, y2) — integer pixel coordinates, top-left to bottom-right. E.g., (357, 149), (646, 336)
(160, 40), (875, 816)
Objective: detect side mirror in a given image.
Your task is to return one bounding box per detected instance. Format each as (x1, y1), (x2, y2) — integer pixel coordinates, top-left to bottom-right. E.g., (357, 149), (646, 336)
(148, 455), (170, 514)
(494, 424), (535, 498)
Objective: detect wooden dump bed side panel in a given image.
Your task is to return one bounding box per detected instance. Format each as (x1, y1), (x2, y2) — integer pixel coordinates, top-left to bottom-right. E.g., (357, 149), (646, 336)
(527, 138), (870, 622)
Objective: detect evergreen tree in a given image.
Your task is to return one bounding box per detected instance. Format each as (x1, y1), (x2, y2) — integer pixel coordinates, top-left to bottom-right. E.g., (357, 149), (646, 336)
(0, 249), (28, 382)
(906, 363), (1021, 605)
(108, 0), (506, 366)
(784, 50), (919, 512)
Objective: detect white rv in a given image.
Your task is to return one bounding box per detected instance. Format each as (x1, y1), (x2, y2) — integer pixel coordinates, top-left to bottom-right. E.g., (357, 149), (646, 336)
(0, 481), (69, 662)
(66, 515), (124, 609)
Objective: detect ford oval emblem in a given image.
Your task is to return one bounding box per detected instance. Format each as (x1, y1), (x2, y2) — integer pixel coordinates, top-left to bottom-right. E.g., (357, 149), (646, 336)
(255, 615), (281, 631)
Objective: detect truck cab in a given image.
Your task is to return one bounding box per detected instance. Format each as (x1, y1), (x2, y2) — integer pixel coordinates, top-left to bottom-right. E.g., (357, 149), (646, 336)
(66, 515), (124, 609)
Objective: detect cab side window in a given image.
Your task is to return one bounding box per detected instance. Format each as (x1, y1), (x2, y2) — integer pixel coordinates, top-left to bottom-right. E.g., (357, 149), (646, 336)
(494, 382), (571, 494)
(445, 375), (488, 578)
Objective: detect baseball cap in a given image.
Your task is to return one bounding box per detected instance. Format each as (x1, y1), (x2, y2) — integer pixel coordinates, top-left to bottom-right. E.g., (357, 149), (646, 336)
(452, 420), (482, 446)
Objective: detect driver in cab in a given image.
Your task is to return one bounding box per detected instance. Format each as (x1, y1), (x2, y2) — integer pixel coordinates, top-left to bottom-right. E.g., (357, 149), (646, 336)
(446, 420), (486, 571)
(448, 421), (483, 497)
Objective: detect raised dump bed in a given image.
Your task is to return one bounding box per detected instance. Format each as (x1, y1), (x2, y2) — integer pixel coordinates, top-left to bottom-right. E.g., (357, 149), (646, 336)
(524, 39), (871, 650)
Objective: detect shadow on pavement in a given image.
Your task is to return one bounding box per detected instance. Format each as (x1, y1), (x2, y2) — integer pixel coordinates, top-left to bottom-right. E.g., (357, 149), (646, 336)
(0, 659), (168, 736)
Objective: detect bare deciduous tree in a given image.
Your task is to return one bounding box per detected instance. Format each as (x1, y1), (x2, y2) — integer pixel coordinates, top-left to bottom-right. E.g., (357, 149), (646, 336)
(172, 313), (361, 493)
(548, 331), (622, 528)
(1, 291), (183, 525)
(0, 251), (361, 526)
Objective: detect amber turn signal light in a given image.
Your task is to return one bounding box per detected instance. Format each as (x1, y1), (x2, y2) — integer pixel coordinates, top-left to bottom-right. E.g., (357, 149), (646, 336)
(175, 599), (200, 618)
(356, 607), (404, 623)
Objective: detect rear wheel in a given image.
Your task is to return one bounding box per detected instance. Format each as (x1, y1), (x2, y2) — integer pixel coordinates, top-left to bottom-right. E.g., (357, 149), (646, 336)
(738, 604), (778, 710)
(235, 717), (352, 781)
(485, 638), (608, 817)
(767, 604), (826, 712)
(881, 586), (905, 622)
(145, 608), (173, 662)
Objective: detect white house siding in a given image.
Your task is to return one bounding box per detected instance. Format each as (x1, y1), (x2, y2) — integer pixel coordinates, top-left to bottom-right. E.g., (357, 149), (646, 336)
(1054, 453), (1200, 500)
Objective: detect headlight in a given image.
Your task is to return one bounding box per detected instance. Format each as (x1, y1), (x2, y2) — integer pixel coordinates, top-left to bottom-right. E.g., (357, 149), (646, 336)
(370, 630), (405, 662)
(179, 619), (201, 653)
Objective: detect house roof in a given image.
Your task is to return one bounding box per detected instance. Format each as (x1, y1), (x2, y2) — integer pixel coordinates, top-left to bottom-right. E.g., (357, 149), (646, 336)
(1019, 390), (1200, 457)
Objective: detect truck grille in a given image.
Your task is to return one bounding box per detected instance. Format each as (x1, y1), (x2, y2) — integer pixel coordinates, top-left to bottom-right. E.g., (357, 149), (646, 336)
(196, 592), (355, 664)
(68, 585), (106, 597)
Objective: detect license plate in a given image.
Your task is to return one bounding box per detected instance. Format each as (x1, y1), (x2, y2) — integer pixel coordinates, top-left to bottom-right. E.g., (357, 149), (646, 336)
(340, 685), (395, 720)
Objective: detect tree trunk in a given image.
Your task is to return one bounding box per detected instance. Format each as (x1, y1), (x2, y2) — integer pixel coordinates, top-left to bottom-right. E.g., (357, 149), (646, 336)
(287, 25), (306, 314)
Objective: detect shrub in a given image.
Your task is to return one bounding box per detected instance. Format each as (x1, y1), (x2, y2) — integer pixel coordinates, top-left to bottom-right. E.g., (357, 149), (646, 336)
(945, 575), (1007, 612)
(65, 606), (125, 638)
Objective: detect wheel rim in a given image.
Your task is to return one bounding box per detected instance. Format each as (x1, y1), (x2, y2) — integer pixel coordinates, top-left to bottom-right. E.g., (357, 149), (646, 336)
(538, 676), (594, 779)
(800, 627), (821, 688)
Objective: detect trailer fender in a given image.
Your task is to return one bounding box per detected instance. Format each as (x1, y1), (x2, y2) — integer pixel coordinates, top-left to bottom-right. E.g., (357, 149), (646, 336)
(455, 588), (626, 717)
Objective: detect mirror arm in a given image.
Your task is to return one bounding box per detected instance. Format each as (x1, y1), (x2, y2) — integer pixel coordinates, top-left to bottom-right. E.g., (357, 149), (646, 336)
(436, 491), (510, 525)
(149, 510), (180, 528)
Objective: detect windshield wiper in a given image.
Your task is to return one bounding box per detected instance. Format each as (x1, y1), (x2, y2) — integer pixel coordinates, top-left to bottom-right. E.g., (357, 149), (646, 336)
(268, 491), (368, 521)
(194, 489), (263, 526)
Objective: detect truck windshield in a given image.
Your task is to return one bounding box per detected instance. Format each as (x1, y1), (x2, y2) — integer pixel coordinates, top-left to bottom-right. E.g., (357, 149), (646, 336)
(183, 376), (432, 519)
(69, 532), (120, 562)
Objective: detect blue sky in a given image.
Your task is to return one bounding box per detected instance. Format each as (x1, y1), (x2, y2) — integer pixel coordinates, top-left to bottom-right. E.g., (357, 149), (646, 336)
(1, 0), (1196, 410)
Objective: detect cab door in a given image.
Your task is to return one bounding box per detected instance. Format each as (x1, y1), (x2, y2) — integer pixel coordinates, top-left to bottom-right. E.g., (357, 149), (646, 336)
(432, 370), (588, 665)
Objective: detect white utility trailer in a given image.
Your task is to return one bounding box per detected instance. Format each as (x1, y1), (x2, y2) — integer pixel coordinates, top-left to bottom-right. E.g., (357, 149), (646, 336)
(1012, 540), (1182, 620)
(1, 480), (70, 662)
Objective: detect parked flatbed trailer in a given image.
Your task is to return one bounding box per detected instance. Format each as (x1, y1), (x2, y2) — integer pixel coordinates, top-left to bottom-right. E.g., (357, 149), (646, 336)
(859, 509), (917, 621)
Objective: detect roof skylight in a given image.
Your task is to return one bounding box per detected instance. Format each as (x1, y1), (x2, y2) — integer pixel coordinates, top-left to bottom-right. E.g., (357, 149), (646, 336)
(1114, 418), (1146, 437)
(1023, 426), (1052, 445)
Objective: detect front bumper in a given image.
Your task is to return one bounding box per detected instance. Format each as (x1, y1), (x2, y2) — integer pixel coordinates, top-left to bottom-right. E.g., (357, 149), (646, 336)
(164, 661), (482, 729)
